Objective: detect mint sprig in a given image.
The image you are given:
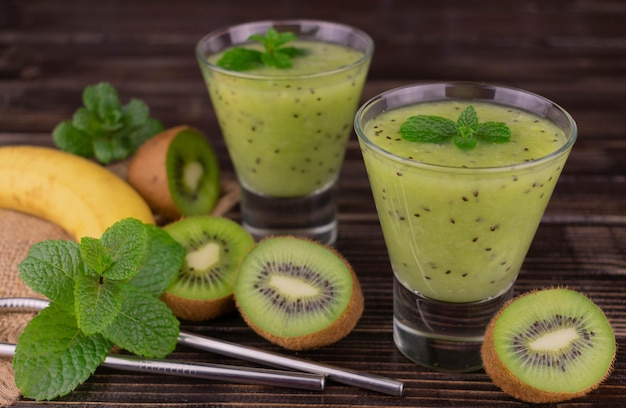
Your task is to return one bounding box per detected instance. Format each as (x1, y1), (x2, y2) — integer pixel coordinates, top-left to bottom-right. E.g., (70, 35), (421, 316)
(52, 82), (164, 164)
(216, 28), (306, 71)
(399, 105), (511, 150)
(15, 218), (185, 401)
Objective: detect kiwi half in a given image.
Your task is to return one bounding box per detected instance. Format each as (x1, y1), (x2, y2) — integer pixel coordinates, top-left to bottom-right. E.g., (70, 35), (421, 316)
(481, 287), (616, 403)
(127, 125), (220, 220)
(234, 236), (364, 350)
(162, 215), (255, 321)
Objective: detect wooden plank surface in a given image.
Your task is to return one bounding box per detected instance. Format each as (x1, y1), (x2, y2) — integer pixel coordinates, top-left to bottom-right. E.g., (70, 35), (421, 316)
(1, 0), (625, 406)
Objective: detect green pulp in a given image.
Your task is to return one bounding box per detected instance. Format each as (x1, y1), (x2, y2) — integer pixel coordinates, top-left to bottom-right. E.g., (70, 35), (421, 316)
(361, 101), (570, 303)
(203, 41), (369, 197)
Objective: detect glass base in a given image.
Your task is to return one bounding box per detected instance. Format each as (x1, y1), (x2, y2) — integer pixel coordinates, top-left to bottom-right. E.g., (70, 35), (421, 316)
(393, 275), (514, 372)
(240, 185), (338, 246)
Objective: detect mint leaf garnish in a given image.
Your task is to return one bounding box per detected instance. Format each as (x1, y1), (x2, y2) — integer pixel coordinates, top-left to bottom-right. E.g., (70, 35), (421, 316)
(52, 82), (164, 164)
(74, 272), (123, 335)
(216, 28), (306, 71)
(97, 217), (148, 280)
(399, 105), (511, 150)
(399, 116), (458, 143)
(128, 224), (186, 296)
(14, 218), (185, 401)
(18, 240), (83, 306)
(101, 285), (180, 358)
(13, 302), (113, 401)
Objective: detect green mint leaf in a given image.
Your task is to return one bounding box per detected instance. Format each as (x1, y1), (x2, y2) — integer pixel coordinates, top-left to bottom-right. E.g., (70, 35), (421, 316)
(72, 107), (105, 135)
(121, 98), (150, 129)
(18, 240), (83, 306)
(399, 115), (458, 143)
(262, 49), (293, 68)
(216, 28), (304, 71)
(279, 46), (306, 58)
(13, 302), (112, 401)
(53, 82), (162, 164)
(128, 224), (185, 297)
(126, 118), (164, 152)
(52, 121), (95, 158)
(457, 105), (479, 129)
(74, 273), (123, 335)
(83, 82), (117, 114)
(453, 132), (479, 150)
(80, 237), (114, 274)
(399, 105), (511, 150)
(15, 218), (184, 400)
(83, 82), (123, 128)
(101, 285), (179, 358)
(92, 133), (131, 164)
(475, 121), (512, 143)
(99, 218), (148, 280)
(216, 48), (263, 71)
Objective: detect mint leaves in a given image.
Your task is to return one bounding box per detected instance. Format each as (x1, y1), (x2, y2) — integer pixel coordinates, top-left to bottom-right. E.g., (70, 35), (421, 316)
(216, 28), (306, 71)
(14, 218), (185, 401)
(399, 105), (511, 150)
(52, 82), (164, 164)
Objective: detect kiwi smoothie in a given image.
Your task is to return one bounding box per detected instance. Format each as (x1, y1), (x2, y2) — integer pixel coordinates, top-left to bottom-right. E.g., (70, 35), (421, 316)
(197, 21), (373, 244)
(355, 83), (577, 372)
(203, 41), (368, 197)
(360, 100), (570, 303)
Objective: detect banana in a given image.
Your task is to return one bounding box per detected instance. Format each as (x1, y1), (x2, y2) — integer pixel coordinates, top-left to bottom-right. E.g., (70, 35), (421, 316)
(0, 145), (155, 240)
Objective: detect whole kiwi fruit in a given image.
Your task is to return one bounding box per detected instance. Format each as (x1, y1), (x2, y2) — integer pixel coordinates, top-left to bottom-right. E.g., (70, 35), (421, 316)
(162, 215), (255, 321)
(234, 236), (364, 350)
(127, 125), (220, 220)
(481, 287), (616, 403)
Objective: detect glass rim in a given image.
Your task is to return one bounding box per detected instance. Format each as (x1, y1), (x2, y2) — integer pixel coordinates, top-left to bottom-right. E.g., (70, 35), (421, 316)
(354, 81), (578, 174)
(195, 19), (374, 81)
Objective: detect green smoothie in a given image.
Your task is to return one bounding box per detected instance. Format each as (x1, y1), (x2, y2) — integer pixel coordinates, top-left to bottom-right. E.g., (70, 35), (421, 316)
(202, 41), (370, 197)
(360, 100), (570, 303)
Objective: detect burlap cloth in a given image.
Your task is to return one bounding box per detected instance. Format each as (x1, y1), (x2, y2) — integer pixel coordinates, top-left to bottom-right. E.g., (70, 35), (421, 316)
(0, 209), (71, 407)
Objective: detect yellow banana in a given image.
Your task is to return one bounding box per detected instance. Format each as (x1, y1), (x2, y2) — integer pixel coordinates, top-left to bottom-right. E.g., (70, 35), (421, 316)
(0, 145), (155, 240)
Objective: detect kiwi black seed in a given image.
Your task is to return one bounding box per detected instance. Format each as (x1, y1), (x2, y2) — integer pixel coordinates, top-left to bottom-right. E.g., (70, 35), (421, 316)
(127, 126), (220, 221)
(234, 236), (364, 350)
(162, 215), (255, 321)
(481, 287), (616, 404)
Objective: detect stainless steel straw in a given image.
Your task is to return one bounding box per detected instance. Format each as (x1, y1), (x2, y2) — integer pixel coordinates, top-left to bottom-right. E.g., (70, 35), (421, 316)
(177, 331), (405, 396)
(1, 298), (405, 396)
(0, 298), (324, 391)
(0, 342), (324, 390)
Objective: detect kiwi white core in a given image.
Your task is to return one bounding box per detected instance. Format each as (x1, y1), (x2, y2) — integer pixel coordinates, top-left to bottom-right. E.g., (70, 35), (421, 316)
(530, 328), (578, 351)
(186, 242), (220, 276)
(269, 275), (320, 298)
(183, 161), (203, 192)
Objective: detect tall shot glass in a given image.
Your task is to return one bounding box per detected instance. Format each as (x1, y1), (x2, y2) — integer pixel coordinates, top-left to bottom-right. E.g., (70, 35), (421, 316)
(196, 20), (374, 245)
(353, 82), (577, 372)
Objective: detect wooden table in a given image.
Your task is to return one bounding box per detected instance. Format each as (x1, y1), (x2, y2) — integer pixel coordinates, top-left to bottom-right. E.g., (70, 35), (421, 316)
(1, 1), (625, 406)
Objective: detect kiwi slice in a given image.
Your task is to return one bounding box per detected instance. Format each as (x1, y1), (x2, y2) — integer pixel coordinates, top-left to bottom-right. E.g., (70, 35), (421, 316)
(234, 236), (364, 350)
(481, 287), (616, 403)
(127, 125), (220, 220)
(162, 215), (255, 321)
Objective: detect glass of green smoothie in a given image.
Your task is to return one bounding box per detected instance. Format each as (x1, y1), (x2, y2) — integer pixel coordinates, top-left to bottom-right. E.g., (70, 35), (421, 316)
(196, 20), (373, 245)
(354, 82), (577, 372)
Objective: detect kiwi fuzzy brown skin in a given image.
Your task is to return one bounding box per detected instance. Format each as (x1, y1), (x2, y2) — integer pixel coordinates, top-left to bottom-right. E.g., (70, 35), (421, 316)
(481, 287), (616, 404)
(127, 125), (219, 221)
(161, 291), (235, 322)
(234, 236), (364, 351)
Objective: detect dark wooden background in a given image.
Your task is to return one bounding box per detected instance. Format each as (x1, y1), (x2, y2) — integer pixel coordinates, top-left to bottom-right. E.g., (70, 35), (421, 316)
(1, 0), (625, 406)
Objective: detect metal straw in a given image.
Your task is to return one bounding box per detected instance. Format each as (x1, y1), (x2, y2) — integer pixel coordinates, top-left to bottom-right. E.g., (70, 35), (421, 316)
(177, 331), (405, 396)
(1, 298), (405, 396)
(0, 298), (323, 391)
(0, 342), (324, 390)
